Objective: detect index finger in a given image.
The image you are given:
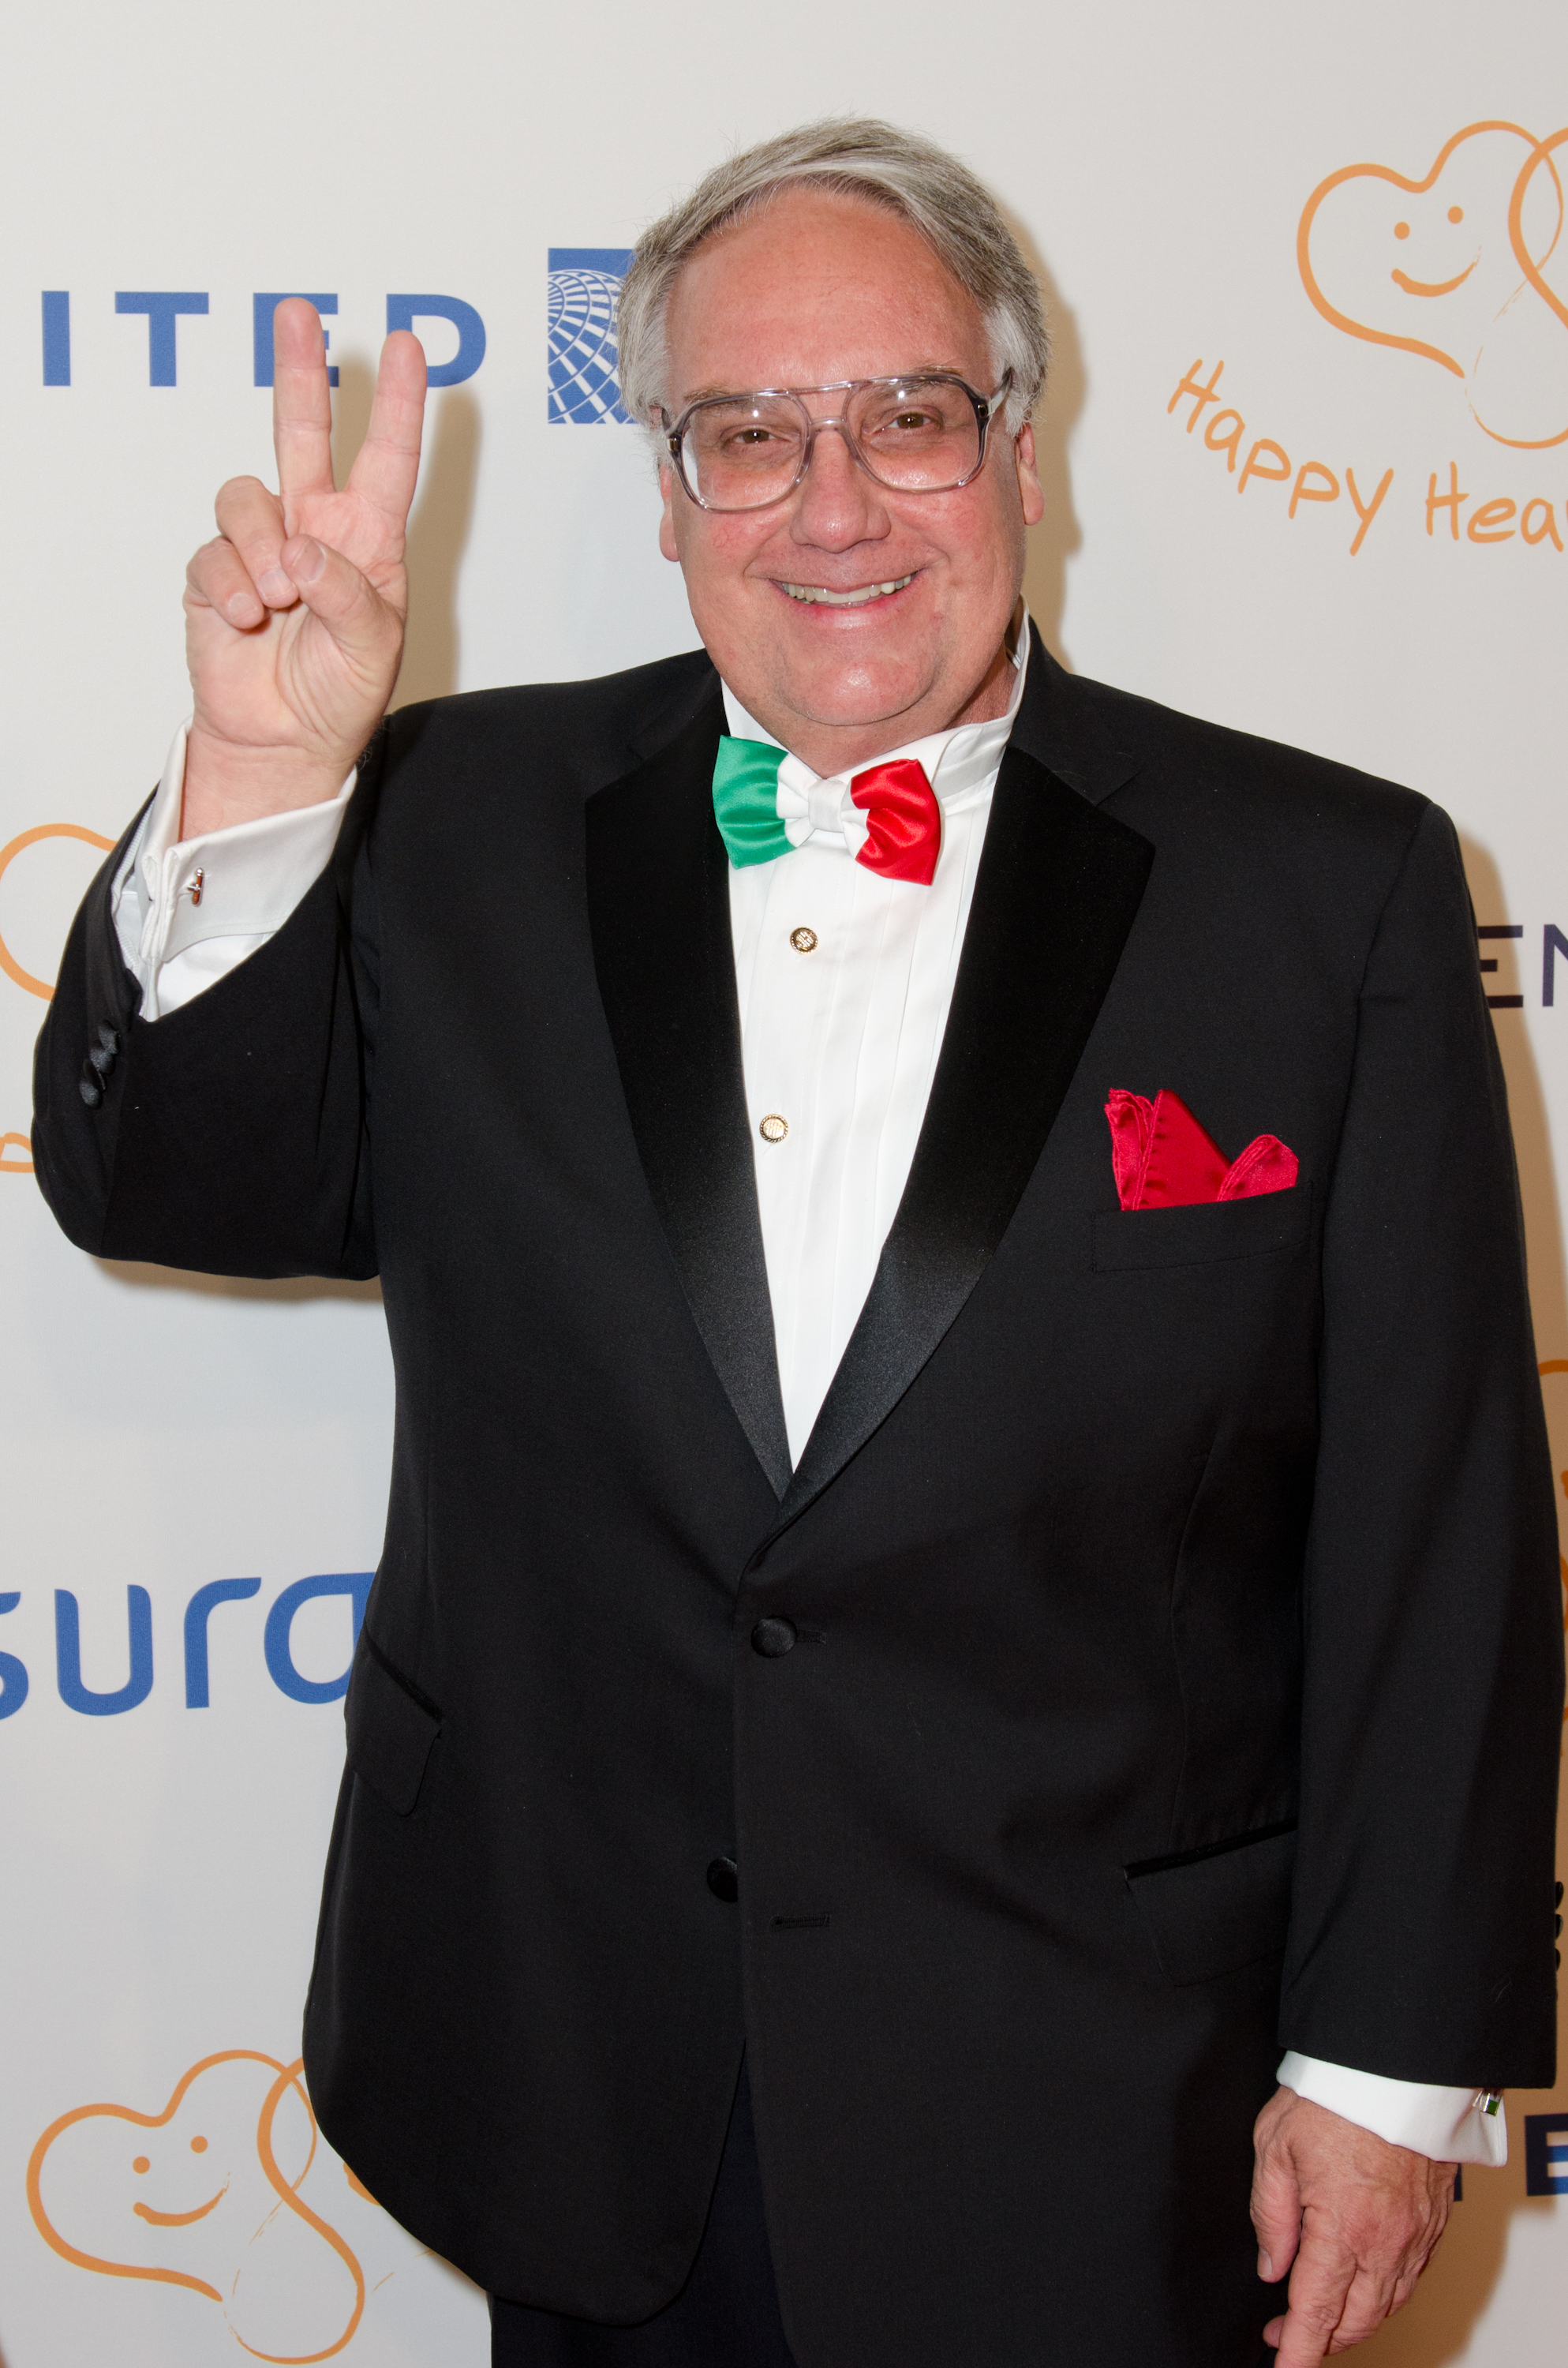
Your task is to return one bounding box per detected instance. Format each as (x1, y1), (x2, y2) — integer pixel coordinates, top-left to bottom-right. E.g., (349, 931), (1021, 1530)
(344, 330), (428, 529)
(272, 298), (336, 506)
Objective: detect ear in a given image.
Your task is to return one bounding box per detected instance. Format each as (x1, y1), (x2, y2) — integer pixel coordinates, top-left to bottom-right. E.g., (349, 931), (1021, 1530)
(658, 462), (681, 563)
(1012, 422), (1046, 528)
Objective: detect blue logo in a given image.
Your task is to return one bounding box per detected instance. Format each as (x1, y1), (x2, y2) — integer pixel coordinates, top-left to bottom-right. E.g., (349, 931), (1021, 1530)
(37, 292), (488, 390)
(548, 249), (634, 424)
(0, 1576), (372, 1718)
(1524, 2113), (1568, 2197)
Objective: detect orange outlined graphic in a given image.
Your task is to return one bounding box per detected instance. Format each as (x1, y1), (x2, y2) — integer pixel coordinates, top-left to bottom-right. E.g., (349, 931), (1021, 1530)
(0, 822), (116, 999)
(0, 822), (114, 1178)
(28, 2050), (296, 2305)
(254, 2061), (366, 2361)
(1299, 122), (1568, 448)
(28, 2049), (367, 2362)
(1512, 129), (1568, 337)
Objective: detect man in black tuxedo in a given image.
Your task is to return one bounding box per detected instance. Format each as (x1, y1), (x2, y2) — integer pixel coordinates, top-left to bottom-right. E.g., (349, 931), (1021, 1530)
(34, 120), (1562, 2368)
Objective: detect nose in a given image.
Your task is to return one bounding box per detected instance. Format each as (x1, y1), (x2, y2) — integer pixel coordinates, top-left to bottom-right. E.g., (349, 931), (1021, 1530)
(788, 420), (890, 553)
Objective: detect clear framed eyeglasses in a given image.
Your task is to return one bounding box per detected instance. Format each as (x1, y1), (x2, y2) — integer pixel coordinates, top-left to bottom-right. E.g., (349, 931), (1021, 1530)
(661, 369), (1013, 513)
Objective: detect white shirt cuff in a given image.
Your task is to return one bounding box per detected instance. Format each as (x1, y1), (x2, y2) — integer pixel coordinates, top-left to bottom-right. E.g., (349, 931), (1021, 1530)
(1278, 2051), (1506, 2166)
(112, 722), (355, 1019)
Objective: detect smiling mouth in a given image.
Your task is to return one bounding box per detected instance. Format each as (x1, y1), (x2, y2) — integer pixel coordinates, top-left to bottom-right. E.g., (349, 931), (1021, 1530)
(1391, 260), (1477, 297)
(134, 2183), (228, 2227)
(778, 575), (915, 607)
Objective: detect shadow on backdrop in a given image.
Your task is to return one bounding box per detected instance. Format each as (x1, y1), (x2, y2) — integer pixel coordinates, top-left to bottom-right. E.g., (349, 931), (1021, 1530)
(1354, 832), (1567, 2367)
(1002, 216), (1084, 671)
(395, 384), (481, 709)
(1458, 835), (1568, 1361)
(1354, 2171), (1555, 2368)
(327, 353), (481, 712)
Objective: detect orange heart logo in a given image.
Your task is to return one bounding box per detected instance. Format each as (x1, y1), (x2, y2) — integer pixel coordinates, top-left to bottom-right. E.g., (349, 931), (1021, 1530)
(28, 2050), (365, 2362)
(1298, 121), (1568, 449)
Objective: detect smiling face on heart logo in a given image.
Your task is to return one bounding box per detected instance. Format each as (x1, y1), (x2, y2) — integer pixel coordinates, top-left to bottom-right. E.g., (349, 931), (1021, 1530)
(27, 2050), (369, 2362)
(1299, 120), (1568, 448)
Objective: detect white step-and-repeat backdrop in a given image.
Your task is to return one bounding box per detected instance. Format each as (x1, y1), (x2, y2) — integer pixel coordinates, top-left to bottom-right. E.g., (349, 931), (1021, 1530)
(1, 2), (1563, 2360)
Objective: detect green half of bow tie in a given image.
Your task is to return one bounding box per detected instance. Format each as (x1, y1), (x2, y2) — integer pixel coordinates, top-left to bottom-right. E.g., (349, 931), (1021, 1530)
(713, 736), (792, 868)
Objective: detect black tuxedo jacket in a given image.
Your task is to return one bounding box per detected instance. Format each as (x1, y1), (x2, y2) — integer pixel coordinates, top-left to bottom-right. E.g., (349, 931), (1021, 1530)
(35, 640), (1562, 2368)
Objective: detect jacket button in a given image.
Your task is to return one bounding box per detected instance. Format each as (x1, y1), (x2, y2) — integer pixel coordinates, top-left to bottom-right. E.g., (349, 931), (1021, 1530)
(751, 1617), (797, 1658)
(706, 1857), (739, 1902)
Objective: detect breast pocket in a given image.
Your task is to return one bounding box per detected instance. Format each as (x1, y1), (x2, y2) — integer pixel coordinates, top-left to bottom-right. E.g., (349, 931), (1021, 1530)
(1092, 1182), (1312, 1273)
(1125, 1824), (1297, 1985)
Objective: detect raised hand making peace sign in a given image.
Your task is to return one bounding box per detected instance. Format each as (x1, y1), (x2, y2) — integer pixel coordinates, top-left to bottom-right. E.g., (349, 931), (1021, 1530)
(181, 298), (428, 837)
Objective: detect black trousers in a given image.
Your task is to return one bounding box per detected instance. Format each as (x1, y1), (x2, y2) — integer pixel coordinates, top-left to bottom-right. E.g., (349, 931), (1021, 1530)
(490, 2065), (799, 2366)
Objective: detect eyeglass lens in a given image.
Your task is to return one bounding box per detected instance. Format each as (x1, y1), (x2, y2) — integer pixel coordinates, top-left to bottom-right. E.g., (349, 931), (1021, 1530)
(681, 379), (984, 511)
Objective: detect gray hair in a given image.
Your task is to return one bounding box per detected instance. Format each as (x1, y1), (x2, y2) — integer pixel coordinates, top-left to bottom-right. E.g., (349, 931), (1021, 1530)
(616, 118), (1048, 438)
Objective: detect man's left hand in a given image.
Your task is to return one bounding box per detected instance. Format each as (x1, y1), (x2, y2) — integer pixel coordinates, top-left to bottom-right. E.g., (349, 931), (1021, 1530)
(1251, 2086), (1456, 2362)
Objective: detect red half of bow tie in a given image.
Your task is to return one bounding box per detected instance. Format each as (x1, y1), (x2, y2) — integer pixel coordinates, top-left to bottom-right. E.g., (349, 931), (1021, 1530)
(851, 759), (941, 886)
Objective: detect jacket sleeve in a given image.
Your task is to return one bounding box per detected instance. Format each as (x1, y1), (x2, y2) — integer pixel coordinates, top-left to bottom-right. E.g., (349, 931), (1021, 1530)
(1280, 798), (1562, 2089)
(31, 740), (384, 1283)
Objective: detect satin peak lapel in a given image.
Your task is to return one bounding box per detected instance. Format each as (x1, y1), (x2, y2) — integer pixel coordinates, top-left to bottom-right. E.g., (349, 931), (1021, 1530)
(782, 746), (1154, 1518)
(586, 688), (792, 1500)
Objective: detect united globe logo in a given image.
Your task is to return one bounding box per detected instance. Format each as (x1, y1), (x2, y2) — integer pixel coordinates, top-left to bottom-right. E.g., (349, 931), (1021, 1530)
(548, 248), (634, 423)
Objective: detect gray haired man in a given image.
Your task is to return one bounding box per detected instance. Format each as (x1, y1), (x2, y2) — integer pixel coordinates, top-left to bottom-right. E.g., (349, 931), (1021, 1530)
(36, 120), (1562, 2368)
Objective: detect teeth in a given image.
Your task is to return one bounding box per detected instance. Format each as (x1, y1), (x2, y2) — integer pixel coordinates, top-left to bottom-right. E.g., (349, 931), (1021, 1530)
(780, 575), (914, 606)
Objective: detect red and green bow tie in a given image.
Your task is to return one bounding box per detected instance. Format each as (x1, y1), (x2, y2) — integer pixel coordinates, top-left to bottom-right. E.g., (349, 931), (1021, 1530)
(712, 737), (942, 886)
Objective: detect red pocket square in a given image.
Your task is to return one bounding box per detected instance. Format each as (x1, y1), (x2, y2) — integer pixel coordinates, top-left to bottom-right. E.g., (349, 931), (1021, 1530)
(1106, 1090), (1299, 1211)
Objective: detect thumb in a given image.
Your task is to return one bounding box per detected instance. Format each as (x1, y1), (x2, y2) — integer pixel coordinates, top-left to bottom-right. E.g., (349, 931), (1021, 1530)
(282, 535), (402, 672)
(1251, 2140), (1304, 2284)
